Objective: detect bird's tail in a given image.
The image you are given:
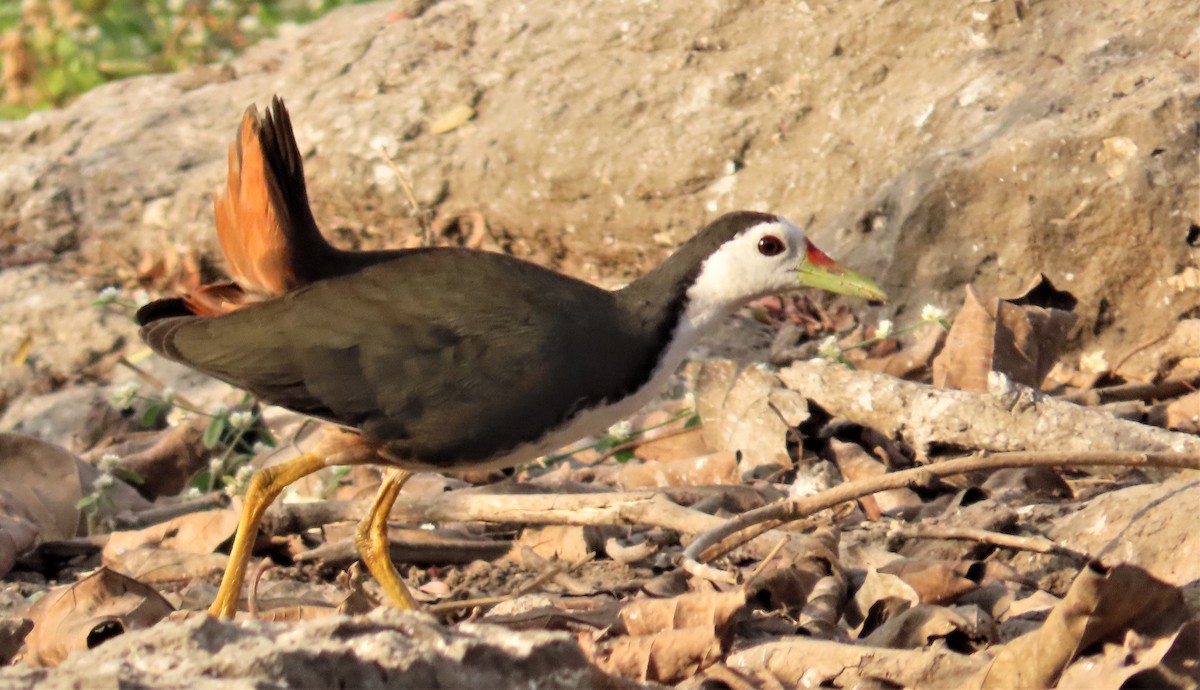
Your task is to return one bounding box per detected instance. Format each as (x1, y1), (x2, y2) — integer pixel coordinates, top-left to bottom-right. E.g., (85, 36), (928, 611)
(141, 97), (332, 324)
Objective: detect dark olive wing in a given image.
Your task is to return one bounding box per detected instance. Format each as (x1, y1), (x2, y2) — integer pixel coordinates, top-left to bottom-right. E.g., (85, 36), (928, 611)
(141, 250), (655, 466)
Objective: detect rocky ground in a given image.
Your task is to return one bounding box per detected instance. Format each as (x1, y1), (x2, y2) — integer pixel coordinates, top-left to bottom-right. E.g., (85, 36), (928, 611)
(0, 0), (1198, 688)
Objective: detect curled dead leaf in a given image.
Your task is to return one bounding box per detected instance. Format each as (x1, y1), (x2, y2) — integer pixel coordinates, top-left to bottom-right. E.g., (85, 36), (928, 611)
(686, 361), (793, 477)
(863, 603), (995, 651)
(933, 275), (1077, 392)
(964, 562), (1184, 689)
(617, 590), (746, 638)
(611, 450), (740, 489)
(19, 566), (174, 667)
(879, 558), (984, 605)
(588, 626), (724, 684)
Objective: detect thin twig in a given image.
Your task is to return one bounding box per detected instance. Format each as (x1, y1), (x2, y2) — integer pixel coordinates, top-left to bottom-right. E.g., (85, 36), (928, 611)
(426, 553), (593, 614)
(1061, 373), (1200, 406)
(271, 490), (727, 538)
(681, 450), (1200, 583)
(377, 145), (433, 246)
(742, 536), (789, 591)
(892, 525), (1084, 558)
(116, 355), (202, 412)
(248, 559), (271, 618)
(111, 491), (227, 530)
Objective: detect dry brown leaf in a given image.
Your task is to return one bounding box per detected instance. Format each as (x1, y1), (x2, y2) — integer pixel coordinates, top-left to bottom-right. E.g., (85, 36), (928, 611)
(728, 636), (986, 689)
(687, 361), (793, 476)
(797, 575), (847, 638)
(19, 566), (174, 667)
(0, 434), (84, 542)
(1165, 390), (1200, 432)
(859, 326), (946, 379)
(103, 509), (239, 559)
(851, 568), (920, 628)
(618, 590), (746, 638)
(100, 420), (211, 499)
(0, 492), (39, 577)
(631, 427), (709, 462)
(828, 440), (921, 519)
(744, 559), (823, 615)
(101, 547), (229, 584)
(999, 589), (1061, 622)
(933, 275), (1078, 391)
(611, 451), (739, 489)
(587, 626), (724, 684)
(516, 524), (620, 562)
(964, 562), (1184, 689)
(1056, 618), (1199, 689)
(863, 603), (995, 650)
(879, 559), (983, 605)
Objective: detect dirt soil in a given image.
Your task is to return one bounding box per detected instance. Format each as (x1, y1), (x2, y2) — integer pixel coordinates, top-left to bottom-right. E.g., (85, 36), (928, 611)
(0, 0), (1198, 688)
(0, 0), (1194, 407)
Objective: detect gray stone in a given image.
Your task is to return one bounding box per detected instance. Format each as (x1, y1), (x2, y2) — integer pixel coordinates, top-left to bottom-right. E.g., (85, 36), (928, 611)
(0, 609), (644, 688)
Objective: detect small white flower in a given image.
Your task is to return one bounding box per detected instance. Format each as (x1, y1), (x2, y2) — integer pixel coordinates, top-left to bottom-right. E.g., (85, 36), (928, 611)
(210, 403), (229, 417)
(607, 420), (633, 439)
(876, 319), (894, 339)
(237, 14), (260, 32)
(183, 487), (202, 499)
(209, 457), (224, 475)
(921, 304), (948, 323)
(1080, 350), (1110, 374)
(817, 336), (841, 360)
(98, 453), (121, 474)
(166, 407), (188, 427)
(251, 441), (273, 455)
(160, 387), (176, 404)
(94, 473), (116, 491)
(110, 382), (138, 409)
(228, 411), (254, 429)
(96, 286), (119, 302)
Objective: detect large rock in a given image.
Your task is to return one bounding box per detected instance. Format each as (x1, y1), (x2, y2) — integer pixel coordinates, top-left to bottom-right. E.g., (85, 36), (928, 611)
(0, 609), (643, 689)
(0, 0), (1196, 405)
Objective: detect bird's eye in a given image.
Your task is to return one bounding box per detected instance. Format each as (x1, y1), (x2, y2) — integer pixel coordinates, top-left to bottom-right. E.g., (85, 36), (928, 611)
(757, 235), (785, 257)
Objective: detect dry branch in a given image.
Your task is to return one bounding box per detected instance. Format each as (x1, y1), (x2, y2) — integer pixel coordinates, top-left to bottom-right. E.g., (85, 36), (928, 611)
(269, 490), (726, 537)
(778, 360), (1200, 454)
(894, 525), (1080, 557)
(681, 451), (1200, 582)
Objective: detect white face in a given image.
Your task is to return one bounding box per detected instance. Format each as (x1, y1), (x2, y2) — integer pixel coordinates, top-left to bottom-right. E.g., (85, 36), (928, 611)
(683, 217), (809, 329)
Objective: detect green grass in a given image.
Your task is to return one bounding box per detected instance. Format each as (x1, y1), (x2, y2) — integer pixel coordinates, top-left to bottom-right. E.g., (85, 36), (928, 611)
(0, 0), (375, 119)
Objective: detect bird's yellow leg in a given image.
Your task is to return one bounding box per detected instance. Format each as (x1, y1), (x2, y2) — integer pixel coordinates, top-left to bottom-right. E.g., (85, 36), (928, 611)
(209, 452), (333, 618)
(354, 468), (417, 610)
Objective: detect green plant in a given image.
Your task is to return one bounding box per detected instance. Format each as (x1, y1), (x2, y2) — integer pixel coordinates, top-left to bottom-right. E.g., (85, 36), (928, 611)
(76, 452), (144, 534)
(0, 0), (375, 118)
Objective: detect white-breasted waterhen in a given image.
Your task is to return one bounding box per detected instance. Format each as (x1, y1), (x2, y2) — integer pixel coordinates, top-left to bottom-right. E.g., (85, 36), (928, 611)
(136, 98), (887, 619)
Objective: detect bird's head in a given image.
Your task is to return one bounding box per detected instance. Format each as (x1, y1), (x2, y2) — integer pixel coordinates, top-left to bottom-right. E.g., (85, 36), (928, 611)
(683, 212), (887, 319)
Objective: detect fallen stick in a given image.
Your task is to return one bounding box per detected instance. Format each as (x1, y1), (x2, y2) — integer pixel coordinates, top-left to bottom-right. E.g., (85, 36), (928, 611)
(294, 532), (511, 566)
(681, 451), (1200, 583)
(268, 490), (726, 537)
(892, 525), (1082, 558)
(777, 360), (1200, 454)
